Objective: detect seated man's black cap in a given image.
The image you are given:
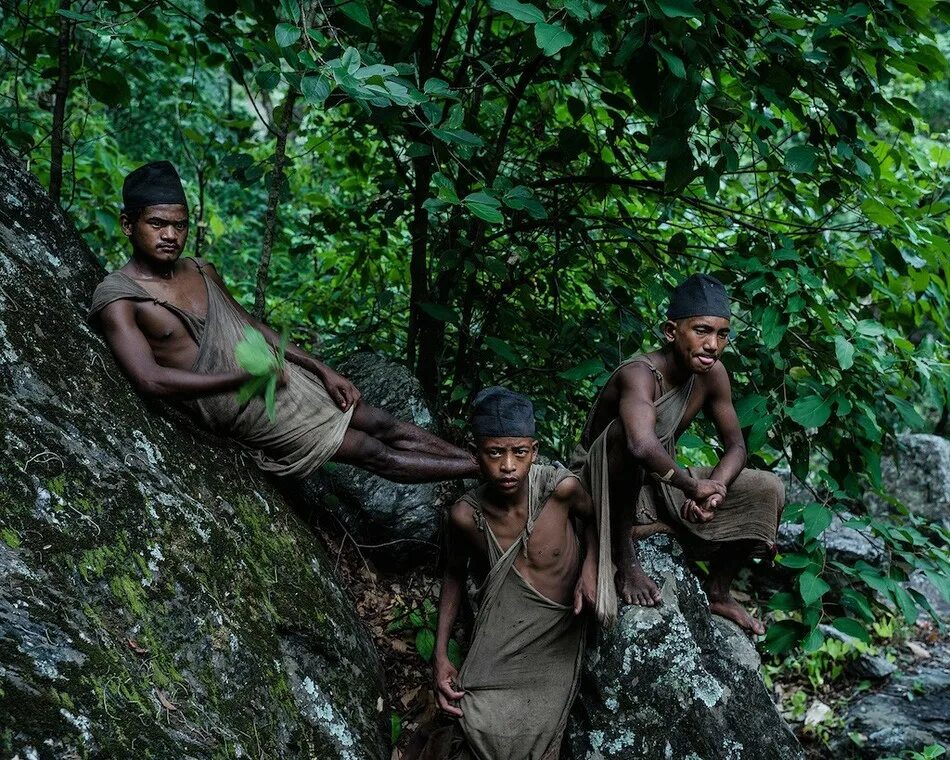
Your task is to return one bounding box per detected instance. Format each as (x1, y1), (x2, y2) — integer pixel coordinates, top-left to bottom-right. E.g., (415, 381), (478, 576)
(471, 386), (535, 438)
(122, 161), (187, 212)
(666, 273), (731, 320)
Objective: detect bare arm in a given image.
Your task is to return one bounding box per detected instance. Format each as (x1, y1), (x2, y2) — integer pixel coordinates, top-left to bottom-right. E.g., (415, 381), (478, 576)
(433, 503), (471, 717)
(202, 263), (361, 411)
(705, 363), (747, 490)
(99, 300), (250, 399)
(617, 364), (723, 500)
(555, 477), (599, 615)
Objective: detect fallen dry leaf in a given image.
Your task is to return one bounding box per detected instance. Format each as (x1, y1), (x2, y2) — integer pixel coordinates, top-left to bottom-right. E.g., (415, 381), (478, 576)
(154, 688), (179, 712)
(906, 641), (931, 660)
(127, 638), (149, 655)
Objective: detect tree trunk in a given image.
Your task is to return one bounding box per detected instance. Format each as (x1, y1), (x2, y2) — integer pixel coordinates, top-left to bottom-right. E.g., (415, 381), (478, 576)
(252, 89), (298, 320)
(48, 1), (72, 206)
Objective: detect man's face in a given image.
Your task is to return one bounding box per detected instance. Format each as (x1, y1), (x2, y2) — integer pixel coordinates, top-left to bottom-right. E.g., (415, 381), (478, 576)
(474, 436), (539, 496)
(121, 204), (189, 265)
(664, 316), (731, 373)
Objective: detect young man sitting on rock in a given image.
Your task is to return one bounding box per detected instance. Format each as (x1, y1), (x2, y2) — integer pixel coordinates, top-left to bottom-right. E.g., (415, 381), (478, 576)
(572, 273), (784, 634)
(404, 387), (602, 760)
(89, 161), (477, 484)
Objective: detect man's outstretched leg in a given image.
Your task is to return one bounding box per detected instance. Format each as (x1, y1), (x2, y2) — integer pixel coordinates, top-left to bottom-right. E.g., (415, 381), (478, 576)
(703, 541), (765, 635)
(347, 401), (473, 462)
(605, 421), (664, 607)
(332, 417), (477, 483)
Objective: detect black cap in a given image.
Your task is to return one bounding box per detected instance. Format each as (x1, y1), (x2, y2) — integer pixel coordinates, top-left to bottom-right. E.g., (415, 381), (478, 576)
(122, 161), (187, 212)
(471, 386), (536, 438)
(666, 273), (731, 320)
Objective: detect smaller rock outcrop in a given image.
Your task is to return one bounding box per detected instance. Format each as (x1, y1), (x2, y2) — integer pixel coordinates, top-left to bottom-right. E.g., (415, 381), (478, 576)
(299, 352), (462, 569)
(777, 512), (888, 570)
(568, 535), (804, 760)
(868, 434), (950, 521)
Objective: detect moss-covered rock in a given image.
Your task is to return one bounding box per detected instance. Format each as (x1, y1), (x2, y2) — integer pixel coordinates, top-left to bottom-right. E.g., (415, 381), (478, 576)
(568, 535), (804, 760)
(0, 144), (386, 758)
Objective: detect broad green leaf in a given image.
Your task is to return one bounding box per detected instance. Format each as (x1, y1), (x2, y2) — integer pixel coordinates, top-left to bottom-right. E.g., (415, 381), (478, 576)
(235, 326), (277, 376)
(802, 627), (824, 652)
(301, 75), (331, 104)
(485, 337), (522, 366)
(861, 198), (899, 227)
(831, 617), (870, 642)
(767, 591), (799, 611)
(237, 374), (270, 405)
(799, 570), (831, 605)
(256, 69), (281, 91)
(415, 628), (435, 662)
(656, 0), (700, 17)
(338, 0), (372, 27)
(834, 335), (855, 370)
(802, 502), (834, 543)
(840, 588), (875, 622)
(559, 357), (605, 381)
(463, 191), (504, 223)
(654, 46), (686, 78)
(390, 712), (402, 744)
(769, 11), (807, 29)
(419, 302), (460, 323)
(785, 145), (818, 174)
(490, 0), (546, 23)
(885, 394), (926, 430)
(275, 22), (301, 48)
(265, 374), (278, 423)
(534, 22), (574, 56)
(777, 553), (817, 569)
(760, 305), (787, 349)
(788, 394), (833, 429)
(763, 620), (804, 654)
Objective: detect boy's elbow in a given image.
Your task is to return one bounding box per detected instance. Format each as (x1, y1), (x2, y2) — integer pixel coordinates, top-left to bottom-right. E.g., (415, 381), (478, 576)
(626, 436), (649, 462)
(134, 373), (171, 399)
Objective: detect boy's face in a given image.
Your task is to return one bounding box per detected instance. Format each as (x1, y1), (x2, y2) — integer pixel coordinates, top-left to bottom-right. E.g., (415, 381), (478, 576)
(474, 436), (539, 496)
(663, 315), (731, 374)
(121, 203), (189, 265)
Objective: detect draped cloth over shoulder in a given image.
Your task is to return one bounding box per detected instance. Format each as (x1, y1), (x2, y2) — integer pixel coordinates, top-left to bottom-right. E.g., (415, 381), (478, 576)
(88, 258), (354, 478)
(571, 354), (782, 620)
(404, 464), (587, 760)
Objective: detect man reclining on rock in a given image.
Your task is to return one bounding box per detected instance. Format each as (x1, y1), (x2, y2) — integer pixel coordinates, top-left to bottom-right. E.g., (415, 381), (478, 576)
(572, 273), (784, 634)
(404, 387), (602, 760)
(88, 161), (477, 484)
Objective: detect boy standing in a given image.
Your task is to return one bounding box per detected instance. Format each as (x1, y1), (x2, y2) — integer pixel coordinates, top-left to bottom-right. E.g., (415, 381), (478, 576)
(407, 387), (601, 760)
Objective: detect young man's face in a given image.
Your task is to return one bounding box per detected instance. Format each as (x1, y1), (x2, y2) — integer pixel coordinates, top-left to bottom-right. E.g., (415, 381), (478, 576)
(474, 436), (539, 496)
(121, 204), (189, 265)
(664, 315), (731, 373)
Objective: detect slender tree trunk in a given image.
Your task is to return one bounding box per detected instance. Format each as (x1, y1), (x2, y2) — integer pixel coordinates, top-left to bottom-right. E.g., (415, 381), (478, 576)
(252, 89), (298, 320)
(49, 2), (72, 206)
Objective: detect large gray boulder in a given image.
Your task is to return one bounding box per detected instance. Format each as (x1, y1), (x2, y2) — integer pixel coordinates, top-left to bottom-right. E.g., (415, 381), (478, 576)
(299, 352), (462, 569)
(0, 145), (386, 758)
(777, 512), (888, 570)
(568, 535), (804, 760)
(868, 434), (950, 521)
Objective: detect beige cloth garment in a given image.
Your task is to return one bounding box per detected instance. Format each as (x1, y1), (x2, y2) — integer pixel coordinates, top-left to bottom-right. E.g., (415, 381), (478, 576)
(404, 464), (588, 760)
(572, 353), (781, 570)
(88, 257), (353, 478)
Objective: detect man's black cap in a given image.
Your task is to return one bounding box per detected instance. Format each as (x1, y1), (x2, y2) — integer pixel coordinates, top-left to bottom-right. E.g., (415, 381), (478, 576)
(122, 161), (187, 212)
(666, 273), (731, 320)
(471, 386), (536, 438)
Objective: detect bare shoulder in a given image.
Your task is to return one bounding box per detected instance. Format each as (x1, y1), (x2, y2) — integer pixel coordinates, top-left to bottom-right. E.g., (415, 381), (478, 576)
(552, 473), (583, 502)
(704, 360), (733, 395)
(98, 297), (138, 330)
(617, 360), (657, 396)
(448, 499), (477, 533)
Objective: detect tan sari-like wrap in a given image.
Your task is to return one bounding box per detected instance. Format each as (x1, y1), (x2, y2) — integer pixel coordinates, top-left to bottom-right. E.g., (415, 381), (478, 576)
(88, 258), (353, 478)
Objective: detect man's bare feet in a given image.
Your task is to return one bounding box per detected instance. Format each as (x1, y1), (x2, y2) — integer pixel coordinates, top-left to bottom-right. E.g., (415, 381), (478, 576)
(618, 562), (663, 606)
(705, 588), (765, 635)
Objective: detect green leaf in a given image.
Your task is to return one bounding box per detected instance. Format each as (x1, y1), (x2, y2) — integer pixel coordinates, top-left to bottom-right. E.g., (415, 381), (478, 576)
(390, 712), (402, 745)
(656, 0), (700, 17)
(419, 302), (460, 323)
(534, 22), (574, 56)
(265, 374), (278, 423)
(834, 336), (855, 370)
(891, 583), (919, 625)
(338, 0), (372, 27)
(485, 337), (522, 366)
(301, 75), (332, 104)
(799, 570), (831, 605)
(235, 326), (277, 376)
(885, 394), (926, 430)
(769, 11), (807, 29)
(654, 46), (686, 78)
(767, 591), (800, 612)
(802, 627), (824, 653)
(861, 198), (899, 227)
(831, 617), (870, 642)
(760, 305), (787, 349)
(415, 628), (436, 662)
(763, 620), (804, 654)
(802, 502), (834, 543)
(88, 68), (131, 107)
(256, 68), (281, 91)
(559, 357), (605, 381)
(777, 553), (816, 569)
(785, 145), (818, 174)
(275, 22), (301, 48)
(788, 394), (833, 429)
(840, 589), (875, 622)
(490, 0), (546, 23)
(236, 374), (270, 405)
(463, 191), (504, 223)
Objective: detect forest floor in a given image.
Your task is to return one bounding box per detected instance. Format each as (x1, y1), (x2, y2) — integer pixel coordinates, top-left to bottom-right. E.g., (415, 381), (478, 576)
(322, 523), (946, 760)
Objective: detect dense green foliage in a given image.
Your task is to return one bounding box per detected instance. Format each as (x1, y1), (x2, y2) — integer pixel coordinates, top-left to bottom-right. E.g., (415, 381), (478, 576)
(1, 0), (947, 651)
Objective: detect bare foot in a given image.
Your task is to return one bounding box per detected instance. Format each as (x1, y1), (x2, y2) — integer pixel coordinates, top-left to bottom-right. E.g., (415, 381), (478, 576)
(618, 562), (663, 607)
(706, 590), (765, 635)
